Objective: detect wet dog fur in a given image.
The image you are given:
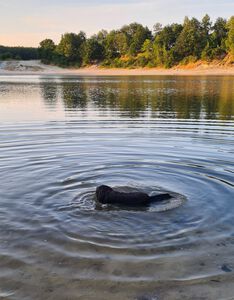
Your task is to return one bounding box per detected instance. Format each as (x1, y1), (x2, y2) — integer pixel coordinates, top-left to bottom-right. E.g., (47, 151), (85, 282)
(96, 185), (172, 206)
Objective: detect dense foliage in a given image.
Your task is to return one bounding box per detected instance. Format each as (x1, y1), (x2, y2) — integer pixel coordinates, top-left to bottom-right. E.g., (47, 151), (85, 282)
(18, 15), (234, 68)
(0, 46), (38, 60)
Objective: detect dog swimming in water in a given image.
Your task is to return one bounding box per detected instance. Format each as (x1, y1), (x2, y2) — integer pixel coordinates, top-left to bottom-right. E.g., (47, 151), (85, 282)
(96, 185), (172, 206)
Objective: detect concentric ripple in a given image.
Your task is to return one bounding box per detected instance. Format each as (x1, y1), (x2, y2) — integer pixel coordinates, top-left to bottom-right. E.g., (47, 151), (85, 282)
(70, 186), (186, 212)
(0, 75), (234, 300)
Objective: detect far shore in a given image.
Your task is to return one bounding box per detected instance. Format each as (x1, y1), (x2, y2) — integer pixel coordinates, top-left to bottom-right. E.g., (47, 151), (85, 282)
(0, 60), (234, 76)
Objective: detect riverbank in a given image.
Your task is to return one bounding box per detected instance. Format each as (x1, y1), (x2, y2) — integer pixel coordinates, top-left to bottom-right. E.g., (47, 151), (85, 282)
(0, 60), (234, 76)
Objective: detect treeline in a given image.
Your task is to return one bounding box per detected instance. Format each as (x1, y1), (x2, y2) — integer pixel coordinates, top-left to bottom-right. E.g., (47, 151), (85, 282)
(40, 15), (233, 68)
(0, 46), (38, 60)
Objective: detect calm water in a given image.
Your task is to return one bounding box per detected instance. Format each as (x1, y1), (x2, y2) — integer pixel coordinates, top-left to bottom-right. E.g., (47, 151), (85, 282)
(0, 75), (234, 300)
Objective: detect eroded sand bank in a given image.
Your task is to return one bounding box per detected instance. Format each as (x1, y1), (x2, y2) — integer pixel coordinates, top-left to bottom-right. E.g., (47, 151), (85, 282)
(0, 60), (234, 76)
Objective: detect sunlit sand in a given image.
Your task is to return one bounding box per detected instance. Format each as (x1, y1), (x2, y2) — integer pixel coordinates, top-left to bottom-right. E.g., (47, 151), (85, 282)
(0, 60), (234, 76)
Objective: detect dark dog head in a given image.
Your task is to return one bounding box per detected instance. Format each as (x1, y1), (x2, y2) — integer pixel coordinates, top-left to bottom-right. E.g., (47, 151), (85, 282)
(96, 185), (113, 204)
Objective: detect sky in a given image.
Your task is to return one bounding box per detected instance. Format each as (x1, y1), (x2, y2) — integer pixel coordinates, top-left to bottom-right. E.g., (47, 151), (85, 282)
(0, 0), (233, 47)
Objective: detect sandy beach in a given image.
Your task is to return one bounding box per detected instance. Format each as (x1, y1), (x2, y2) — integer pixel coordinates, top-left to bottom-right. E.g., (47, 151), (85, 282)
(0, 60), (234, 76)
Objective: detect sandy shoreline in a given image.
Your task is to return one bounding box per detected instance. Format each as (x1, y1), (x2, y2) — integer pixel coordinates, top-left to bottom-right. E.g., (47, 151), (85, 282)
(0, 60), (234, 76)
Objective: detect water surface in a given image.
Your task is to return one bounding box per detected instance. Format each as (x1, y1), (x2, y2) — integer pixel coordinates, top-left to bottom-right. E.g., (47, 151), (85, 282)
(0, 75), (234, 300)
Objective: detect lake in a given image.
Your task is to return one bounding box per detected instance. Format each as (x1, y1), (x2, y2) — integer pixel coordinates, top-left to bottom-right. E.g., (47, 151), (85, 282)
(0, 75), (234, 300)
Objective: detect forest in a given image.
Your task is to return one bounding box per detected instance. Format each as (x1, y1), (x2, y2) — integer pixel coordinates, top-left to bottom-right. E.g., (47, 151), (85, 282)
(1, 15), (234, 68)
(0, 46), (38, 60)
(38, 15), (234, 68)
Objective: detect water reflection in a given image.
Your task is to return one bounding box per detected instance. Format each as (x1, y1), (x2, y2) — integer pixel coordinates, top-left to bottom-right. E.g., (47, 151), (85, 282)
(62, 82), (87, 110)
(0, 76), (233, 121)
(40, 82), (58, 109)
(0, 75), (234, 300)
(40, 76), (234, 120)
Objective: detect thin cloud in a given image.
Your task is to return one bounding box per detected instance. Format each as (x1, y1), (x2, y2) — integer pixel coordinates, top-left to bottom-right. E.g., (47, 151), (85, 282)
(0, 0), (233, 46)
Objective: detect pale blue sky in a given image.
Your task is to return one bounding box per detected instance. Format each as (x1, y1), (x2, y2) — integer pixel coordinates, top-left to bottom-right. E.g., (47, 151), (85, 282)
(0, 0), (233, 47)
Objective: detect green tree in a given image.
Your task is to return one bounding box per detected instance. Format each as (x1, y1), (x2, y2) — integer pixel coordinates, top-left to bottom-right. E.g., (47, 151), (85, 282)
(83, 37), (105, 64)
(121, 23), (152, 56)
(95, 30), (108, 45)
(141, 39), (153, 58)
(201, 14), (212, 50)
(56, 32), (86, 65)
(104, 30), (119, 59)
(201, 14), (212, 40)
(38, 39), (56, 62)
(153, 23), (163, 36)
(202, 17), (228, 60)
(174, 17), (204, 61)
(226, 16), (234, 55)
(213, 18), (228, 47)
(115, 32), (129, 56)
(151, 23), (182, 67)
